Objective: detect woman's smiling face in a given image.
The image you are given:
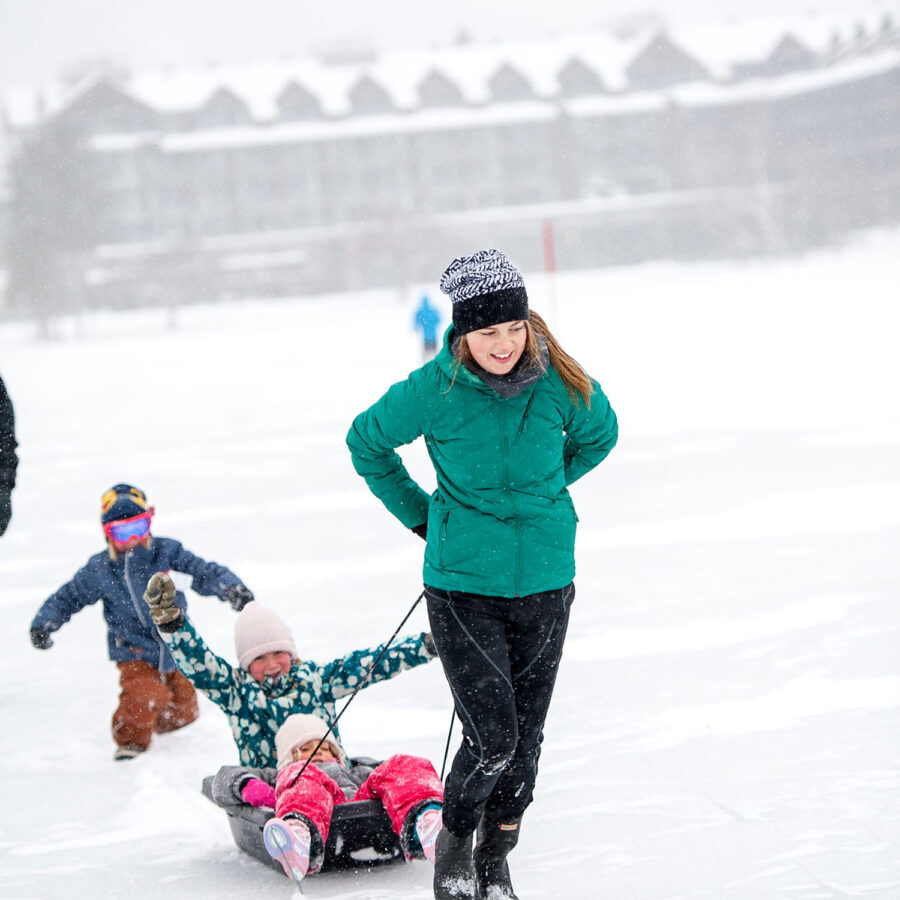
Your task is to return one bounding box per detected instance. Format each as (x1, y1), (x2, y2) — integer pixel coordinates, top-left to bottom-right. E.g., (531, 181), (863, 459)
(465, 320), (527, 375)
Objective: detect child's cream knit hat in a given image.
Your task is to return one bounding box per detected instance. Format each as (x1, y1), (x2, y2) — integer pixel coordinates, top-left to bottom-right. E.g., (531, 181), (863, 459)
(233, 603), (296, 669)
(275, 713), (344, 770)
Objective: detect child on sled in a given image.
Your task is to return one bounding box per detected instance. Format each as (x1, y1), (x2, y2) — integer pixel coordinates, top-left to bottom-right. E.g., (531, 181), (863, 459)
(29, 483), (253, 760)
(143, 571), (438, 768)
(217, 712), (443, 885)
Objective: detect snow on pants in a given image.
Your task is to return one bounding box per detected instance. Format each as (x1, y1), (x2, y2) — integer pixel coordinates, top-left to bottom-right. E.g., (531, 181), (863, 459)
(275, 755), (444, 852)
(425, 582), (574, 837)
(111, 660), (199, 749)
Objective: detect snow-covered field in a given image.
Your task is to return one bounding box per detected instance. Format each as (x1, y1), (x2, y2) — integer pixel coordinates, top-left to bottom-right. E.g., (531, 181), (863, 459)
(1, 232), (899, 899)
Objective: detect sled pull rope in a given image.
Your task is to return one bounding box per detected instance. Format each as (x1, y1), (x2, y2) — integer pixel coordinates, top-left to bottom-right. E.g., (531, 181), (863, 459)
(286, 590), (425, 789)
(440, 708), (456, 782)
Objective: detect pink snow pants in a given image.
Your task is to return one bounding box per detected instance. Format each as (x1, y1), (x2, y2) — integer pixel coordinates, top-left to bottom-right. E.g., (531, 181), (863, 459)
(274, 754), (443, 847)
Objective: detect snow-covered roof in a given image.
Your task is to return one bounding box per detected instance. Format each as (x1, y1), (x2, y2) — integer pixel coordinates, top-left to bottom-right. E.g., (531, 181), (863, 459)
(2, 8), (896, 131)
(567, 46), (900, 119)
(80, 45), (899, 155)
(665, 10), (891, 75)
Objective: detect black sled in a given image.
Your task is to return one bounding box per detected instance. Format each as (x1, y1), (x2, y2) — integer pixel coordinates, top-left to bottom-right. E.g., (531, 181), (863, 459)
(201, 767), (404, 873)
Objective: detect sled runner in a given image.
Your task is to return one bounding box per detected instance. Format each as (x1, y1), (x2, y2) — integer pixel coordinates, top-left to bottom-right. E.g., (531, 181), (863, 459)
(201, 767), (404, 872)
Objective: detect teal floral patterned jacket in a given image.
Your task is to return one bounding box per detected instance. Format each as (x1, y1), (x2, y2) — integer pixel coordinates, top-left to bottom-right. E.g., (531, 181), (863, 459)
(159, 616), (436, 767)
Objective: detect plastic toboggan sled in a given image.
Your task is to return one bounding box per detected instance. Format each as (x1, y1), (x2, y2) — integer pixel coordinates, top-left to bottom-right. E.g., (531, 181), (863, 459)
(201, 770), (403, 872)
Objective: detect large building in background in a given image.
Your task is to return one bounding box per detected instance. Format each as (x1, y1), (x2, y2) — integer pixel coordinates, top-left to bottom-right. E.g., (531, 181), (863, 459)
(2, 12), (899, 314)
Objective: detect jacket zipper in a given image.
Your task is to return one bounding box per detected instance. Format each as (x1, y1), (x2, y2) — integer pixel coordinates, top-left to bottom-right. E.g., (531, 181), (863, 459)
(124, 551), (167, 672)
(499, 401), (522, 596)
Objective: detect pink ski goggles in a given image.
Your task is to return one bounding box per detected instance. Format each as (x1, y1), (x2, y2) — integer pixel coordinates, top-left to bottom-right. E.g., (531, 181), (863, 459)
(103, 510), (153, 544)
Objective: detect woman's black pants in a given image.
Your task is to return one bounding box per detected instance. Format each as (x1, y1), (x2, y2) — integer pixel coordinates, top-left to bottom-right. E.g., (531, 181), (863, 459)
(425, 582), (574, 837)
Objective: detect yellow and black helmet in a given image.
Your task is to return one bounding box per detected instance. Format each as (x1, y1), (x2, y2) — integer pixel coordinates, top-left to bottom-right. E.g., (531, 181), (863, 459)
(100, 484), (150, 525)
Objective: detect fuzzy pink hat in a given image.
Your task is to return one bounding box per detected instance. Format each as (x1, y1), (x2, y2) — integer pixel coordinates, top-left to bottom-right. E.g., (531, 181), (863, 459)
(233, 604), (296, 670)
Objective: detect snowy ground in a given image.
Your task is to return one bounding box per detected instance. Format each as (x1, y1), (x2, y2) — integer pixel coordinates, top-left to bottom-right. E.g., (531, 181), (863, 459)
(1, 231), (899, 899)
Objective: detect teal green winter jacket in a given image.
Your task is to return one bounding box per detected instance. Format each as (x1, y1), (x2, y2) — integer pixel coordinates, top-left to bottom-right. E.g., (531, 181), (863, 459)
(347, 326), (618, 598)
(159, 616), (435, 767)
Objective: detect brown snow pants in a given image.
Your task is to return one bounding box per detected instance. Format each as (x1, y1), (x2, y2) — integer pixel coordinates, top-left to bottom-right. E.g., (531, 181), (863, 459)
(111, 660), (199, 750)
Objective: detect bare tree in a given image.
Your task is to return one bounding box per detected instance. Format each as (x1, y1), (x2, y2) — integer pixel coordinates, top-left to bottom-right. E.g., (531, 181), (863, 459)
(5, 124), (96, 335)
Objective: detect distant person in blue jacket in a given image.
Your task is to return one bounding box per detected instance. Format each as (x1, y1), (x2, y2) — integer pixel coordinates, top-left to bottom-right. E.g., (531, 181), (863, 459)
(413, 294), (441, 360)
(29, 483), (254, 761)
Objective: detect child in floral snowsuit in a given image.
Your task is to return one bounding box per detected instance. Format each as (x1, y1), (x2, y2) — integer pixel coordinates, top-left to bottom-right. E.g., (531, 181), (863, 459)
(143, 571), (437, 767)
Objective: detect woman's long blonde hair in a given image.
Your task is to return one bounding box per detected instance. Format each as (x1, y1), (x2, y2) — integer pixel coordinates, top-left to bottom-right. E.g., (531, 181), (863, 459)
(453, 310), (593, 407)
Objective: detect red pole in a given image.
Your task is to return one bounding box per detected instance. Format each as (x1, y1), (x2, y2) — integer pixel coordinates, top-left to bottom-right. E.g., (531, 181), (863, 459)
(542, 220), (556, 274)
(542, 220), (558, 326)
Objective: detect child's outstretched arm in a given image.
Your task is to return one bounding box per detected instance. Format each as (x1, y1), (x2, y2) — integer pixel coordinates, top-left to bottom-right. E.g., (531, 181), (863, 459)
(322, 632), (438, 700)
(163, 540), (254, 610)
(29, 563), (101, 650)
(143, 572), (241, 702)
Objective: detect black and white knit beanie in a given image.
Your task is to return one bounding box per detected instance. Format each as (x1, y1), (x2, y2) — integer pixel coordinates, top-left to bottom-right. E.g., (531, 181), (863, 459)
(440, 249), (529, 335)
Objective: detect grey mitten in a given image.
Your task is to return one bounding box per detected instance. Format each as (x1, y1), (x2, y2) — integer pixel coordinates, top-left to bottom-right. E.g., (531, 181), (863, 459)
(224, 584), (254, 611)
(30, 625), (54, 650)
(143, 571), (182, 628)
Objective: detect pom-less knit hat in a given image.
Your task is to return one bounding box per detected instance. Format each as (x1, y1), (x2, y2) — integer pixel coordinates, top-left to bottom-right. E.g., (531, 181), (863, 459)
(440, 249), (529, 335)
(275, 713), (344, 770)
(234, 603), (296, 669)
(100, 483), (151, 525)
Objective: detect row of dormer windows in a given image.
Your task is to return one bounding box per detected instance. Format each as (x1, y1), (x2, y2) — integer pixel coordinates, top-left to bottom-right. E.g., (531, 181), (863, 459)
(43, 18), (899, 139)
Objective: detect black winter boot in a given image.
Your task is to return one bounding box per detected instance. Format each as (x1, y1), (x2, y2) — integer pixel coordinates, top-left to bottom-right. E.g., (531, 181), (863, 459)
(473, 816), (521, 900)
(433, 826), (476, 899)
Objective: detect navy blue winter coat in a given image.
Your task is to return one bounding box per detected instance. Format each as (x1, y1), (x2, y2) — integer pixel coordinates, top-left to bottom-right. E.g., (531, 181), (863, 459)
(31, 537), (243, 671)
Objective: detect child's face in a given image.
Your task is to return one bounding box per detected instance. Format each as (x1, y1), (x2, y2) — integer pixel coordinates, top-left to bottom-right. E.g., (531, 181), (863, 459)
(292, 739), (340, 764)
(248, 650), (292, 682)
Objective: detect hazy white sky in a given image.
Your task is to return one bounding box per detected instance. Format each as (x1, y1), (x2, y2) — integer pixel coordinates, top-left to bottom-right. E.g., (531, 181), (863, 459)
(0, 0), (888, 91)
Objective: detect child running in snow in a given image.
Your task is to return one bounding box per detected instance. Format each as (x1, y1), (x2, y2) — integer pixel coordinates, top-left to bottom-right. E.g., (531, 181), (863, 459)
(29, 483), (254, 761)
(213, 712), (443, 886)
(143, 571), (438, 768)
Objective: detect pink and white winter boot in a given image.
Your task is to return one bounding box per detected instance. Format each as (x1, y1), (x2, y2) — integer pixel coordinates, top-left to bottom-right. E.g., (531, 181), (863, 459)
(263, 816), (311, 887)
(415, 804), (443, 864)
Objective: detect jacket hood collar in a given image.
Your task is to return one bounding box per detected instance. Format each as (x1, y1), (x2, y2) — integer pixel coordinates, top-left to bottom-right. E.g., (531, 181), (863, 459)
(434, 324), (462, 379)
